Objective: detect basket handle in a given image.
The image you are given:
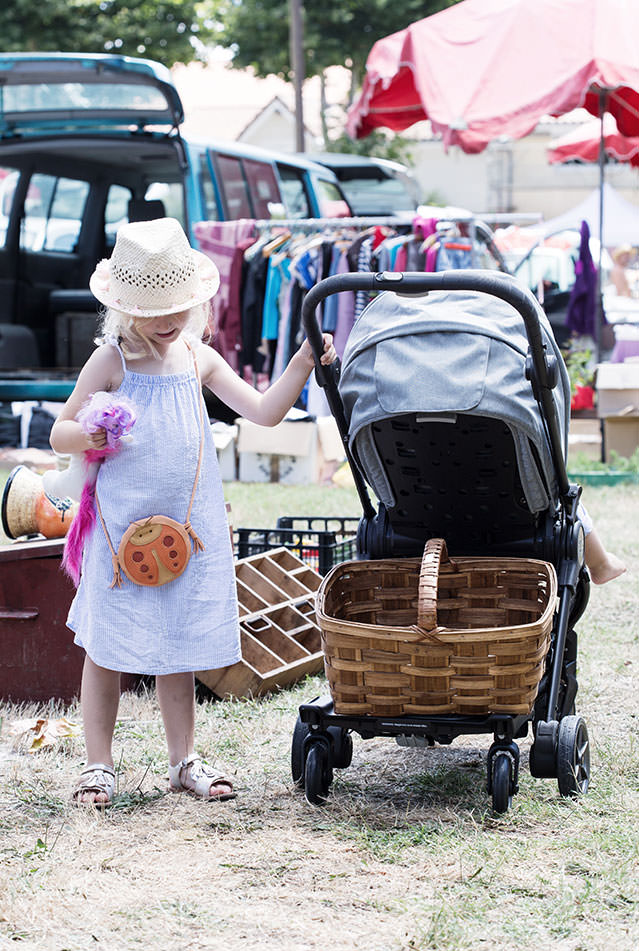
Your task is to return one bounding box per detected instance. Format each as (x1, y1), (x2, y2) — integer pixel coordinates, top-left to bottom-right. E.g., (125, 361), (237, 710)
(417, 538), (451, 632)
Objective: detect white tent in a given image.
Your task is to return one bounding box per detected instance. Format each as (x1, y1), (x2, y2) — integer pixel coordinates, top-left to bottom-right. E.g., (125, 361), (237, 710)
(543, 183), (639, 248)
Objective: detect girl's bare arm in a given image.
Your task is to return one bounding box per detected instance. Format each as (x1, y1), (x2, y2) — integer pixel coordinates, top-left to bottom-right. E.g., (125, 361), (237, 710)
(49, 346), (124, 454)
(196, 336), (336, 427)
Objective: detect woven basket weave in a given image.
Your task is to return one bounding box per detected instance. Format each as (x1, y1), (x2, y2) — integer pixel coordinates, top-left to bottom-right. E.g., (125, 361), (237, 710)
(317, 538), (557, 717)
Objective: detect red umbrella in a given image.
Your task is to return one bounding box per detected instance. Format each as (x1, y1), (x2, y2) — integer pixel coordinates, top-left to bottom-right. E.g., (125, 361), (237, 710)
(347, 0), (639, 150)
(346, 0), (639, 355)
(547, 113), (639, 167)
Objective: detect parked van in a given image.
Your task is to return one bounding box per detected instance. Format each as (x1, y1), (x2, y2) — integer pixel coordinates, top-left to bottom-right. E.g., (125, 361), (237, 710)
(0, 52), (351, 378)
(311, 153), (420, 217)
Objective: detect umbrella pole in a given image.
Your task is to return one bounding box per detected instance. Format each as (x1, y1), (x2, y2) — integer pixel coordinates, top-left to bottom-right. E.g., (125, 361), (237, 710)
(595, 88), (607, 363)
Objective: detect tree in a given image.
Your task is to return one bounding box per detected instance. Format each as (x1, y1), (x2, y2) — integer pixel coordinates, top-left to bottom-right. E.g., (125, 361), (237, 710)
(0, 0), (222, 67)
(327, 129), (416, 166)
(219, 0), (458, 89)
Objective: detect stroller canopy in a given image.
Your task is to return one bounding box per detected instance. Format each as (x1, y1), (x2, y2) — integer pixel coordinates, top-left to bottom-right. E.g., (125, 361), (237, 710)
(339, 289), (571, 516)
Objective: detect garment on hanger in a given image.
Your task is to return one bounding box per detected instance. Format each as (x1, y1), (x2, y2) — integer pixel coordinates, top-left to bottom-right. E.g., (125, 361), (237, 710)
(194, 219), (256, 343)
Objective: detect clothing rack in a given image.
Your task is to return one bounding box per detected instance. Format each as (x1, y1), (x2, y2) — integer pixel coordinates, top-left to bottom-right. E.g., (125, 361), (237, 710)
(253, 214), (415, 233)
(253, 211), (542, 234)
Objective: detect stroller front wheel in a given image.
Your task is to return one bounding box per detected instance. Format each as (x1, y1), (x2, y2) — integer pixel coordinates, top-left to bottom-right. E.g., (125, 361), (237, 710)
(304, 742), (332, 805)
(491, 753), (513, 814)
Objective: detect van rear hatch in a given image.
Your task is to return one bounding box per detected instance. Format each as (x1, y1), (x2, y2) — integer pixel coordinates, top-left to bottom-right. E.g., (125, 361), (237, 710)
(0, 52), (183, 136)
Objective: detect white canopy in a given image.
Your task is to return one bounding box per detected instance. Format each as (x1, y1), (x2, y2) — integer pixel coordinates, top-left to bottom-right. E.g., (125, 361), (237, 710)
(543, 183), (639, 248)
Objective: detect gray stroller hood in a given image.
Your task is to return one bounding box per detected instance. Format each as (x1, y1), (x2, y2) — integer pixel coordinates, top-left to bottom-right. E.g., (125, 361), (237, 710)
(339, 289), (571, 515)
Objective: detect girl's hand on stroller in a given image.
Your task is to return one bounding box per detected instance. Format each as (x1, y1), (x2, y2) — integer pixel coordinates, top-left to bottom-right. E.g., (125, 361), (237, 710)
(298, 333), (337, 370)
(320, 334), (337, 366)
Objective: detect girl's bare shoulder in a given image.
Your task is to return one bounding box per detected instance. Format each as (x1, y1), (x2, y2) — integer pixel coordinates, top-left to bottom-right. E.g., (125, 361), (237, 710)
(85, 342), (125, 391)
(194, 340), (226, 383)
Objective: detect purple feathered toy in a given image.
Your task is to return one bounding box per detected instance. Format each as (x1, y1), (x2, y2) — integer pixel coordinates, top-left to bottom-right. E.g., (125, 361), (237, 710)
(42, 392), (137, 586)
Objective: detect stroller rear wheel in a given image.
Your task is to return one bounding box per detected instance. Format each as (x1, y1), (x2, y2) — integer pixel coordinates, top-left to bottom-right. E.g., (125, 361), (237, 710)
(291, 716), (310, 787)
(557, 715), (590, 797)
(328, 726), (353, 769)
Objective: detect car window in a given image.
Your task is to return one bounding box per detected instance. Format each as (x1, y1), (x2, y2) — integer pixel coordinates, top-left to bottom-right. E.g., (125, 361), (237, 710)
(243, 159), (280, 219)
(20, 173), (89, 252)
(3, 80), (169, 119)
(213, 153), (252, 219)
(105, 184), (132, 249)
(276, 164), (311, 219)
(314, 178), (350, 218)
(335, 168), (417, 215)
(0, 166), (19, 248)
(145, 183), (184, 224)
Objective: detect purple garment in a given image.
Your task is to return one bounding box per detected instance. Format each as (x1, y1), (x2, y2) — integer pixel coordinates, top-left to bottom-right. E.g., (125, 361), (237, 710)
(332, 250), (356, 359)
(566, 220), (598, 337)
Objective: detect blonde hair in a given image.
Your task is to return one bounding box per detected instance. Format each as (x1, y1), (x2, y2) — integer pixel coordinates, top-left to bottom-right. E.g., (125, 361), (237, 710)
(612, 244), (633, 263)
(98, 302), (211, 360)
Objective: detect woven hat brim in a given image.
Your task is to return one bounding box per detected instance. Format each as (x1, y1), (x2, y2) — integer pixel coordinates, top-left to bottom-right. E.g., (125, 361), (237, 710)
(89, 249), (220, 317)
(1, 465), (39, 539)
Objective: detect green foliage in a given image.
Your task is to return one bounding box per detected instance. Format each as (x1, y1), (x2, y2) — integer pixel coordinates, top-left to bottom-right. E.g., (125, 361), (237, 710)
(569, 448), (639, 474)
(219, 0), (458, 83)
(0, 0), (221, 67)
(326, 129), (416, 166)
(562, 341), (595, 396)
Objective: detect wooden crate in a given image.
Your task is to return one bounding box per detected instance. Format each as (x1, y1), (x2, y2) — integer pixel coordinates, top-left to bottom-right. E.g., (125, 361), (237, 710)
(197, 547), (324, 699)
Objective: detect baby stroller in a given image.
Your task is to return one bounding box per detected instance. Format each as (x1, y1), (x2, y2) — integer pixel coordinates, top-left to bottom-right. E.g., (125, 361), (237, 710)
(291, 269), (591, 814)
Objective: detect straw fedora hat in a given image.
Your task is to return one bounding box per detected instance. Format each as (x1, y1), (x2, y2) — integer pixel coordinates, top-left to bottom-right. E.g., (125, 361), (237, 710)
(89, 217), (220, 318)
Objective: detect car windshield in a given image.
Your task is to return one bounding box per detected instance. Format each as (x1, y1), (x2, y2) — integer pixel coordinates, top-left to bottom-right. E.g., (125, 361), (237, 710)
(334, 167), (418, 216)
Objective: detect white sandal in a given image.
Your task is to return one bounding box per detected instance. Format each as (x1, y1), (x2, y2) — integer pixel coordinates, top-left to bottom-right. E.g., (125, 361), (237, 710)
(71, 763), (115, 808)
(168, 753), (236, 801)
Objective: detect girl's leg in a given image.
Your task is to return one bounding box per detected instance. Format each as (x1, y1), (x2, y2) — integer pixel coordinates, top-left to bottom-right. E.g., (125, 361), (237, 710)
(156, 671), (196, 763)
(76, 655), (121, 804)
(578, 500), (626, 585)
(584, 528), (626, 585)
(156, 672), (232, 798)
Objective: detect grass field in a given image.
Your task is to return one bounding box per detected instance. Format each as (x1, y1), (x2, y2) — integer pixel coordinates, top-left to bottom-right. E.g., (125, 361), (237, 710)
(0, 479), (637, 951)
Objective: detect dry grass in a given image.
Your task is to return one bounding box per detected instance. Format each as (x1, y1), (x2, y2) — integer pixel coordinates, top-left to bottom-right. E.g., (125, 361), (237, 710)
(0, 484), (638, 950)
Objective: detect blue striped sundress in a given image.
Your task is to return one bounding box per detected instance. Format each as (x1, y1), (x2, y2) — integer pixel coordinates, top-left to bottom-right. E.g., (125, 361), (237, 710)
(67, 341), (241, 675)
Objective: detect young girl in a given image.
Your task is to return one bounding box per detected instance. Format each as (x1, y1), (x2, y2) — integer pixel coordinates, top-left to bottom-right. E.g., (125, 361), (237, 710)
(50, 217), (336, 807)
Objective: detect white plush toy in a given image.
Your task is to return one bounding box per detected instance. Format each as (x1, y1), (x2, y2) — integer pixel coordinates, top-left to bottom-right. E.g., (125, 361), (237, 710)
(43, 392), (136, 503)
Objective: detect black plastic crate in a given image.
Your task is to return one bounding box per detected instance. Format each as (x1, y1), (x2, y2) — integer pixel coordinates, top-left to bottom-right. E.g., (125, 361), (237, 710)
(234, 516), (360, 576)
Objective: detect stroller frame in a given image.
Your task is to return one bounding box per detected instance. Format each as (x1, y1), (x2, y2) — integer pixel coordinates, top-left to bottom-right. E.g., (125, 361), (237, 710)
(291, 270), (591, 814)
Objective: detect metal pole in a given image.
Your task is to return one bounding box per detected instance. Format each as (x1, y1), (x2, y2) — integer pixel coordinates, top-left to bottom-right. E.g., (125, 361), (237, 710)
(595, 88), (607, 362)
(289, 0), (306, 152)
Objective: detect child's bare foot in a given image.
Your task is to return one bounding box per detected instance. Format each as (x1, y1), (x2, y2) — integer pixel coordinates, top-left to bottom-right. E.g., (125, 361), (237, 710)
(589, 552), (627, 585)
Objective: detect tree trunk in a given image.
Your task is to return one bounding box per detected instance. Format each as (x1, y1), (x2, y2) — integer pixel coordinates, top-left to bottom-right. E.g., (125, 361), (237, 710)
(320, 71), (328, 147)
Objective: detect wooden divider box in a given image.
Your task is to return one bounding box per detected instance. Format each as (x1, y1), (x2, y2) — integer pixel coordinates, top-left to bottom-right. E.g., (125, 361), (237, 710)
(197, 548), (324, 699)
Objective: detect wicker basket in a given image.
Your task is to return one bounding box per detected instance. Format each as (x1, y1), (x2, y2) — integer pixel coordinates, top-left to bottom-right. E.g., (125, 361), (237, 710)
(317, 538), (558, 718)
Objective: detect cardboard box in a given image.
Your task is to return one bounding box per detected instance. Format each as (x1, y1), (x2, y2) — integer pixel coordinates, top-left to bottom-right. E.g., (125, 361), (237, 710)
(210, 421), (237, 482)
(567, 417), (602, 462)
(603, 413), (639, 462)
(236, 414), (344, 485)
(595, 362), (639, 418)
